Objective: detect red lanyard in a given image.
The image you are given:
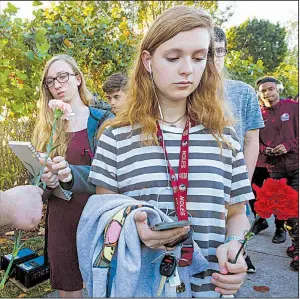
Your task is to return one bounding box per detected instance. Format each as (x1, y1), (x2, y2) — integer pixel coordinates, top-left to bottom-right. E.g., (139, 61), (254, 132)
(156, 119), (189, 221)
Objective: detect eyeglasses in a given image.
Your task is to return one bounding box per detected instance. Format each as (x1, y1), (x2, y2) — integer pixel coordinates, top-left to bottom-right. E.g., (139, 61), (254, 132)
(43, 72), (77, 88)
(215, 47), (227, 57)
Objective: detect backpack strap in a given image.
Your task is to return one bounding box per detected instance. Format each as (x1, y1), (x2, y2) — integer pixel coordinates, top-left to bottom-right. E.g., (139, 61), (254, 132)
(93, 204), (154, 269)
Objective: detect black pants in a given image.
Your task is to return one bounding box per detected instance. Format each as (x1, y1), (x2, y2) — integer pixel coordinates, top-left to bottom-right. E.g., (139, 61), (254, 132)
(270, 169), (299, 191)
(270, 169), (299, 252)
(249, 167), (270, 215)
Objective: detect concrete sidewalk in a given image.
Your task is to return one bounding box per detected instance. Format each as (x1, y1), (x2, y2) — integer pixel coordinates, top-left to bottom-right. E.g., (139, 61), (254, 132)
(238, 216), (299, 298)
(46, 216), (299, 298)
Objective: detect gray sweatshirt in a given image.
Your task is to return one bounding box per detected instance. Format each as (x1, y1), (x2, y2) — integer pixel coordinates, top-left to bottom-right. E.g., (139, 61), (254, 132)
(77, 194), (209, 297)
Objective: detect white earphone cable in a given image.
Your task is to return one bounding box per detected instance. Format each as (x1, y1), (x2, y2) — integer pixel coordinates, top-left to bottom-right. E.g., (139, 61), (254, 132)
(149, 64), (171, 191)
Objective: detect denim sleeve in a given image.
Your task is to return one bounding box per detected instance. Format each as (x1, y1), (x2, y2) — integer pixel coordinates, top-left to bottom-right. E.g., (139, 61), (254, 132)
(60, 165), (96, 195)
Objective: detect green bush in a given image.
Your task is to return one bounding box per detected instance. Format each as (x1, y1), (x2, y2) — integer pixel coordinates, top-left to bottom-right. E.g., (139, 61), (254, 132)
(0, 119), (35, 190)
(0, 1), (228, 189)
(0, 1), (234, 119)
(0, 1), (141, 119)
(0, 1), (297, 190)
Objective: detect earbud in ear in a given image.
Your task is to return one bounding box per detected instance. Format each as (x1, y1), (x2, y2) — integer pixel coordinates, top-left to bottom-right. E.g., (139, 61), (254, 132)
(277, 82), (284, 92)
(148, 61), (152, 74)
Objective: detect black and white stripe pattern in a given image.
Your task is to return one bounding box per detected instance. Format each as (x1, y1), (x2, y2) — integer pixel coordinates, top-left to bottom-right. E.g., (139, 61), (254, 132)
(88, 122), (253, 297)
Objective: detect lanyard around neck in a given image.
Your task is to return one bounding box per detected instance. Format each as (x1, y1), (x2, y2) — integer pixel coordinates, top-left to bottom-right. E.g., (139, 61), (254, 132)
(156, 119), (190, 221)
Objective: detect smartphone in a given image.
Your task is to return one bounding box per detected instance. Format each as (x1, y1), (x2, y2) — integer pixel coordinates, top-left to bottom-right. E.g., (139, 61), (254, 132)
(164, 227), (193, 247)
(152, 220), (191, 231)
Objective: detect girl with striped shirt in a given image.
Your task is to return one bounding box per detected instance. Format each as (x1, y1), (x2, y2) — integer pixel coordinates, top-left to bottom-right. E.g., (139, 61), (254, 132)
(88, 6), (253, 297)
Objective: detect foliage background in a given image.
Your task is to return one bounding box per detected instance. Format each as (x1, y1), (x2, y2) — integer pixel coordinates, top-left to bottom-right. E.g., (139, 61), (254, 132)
(0, 1), (298, 297)
(0, 0), (298, 190)
(225, 18), (298, 97)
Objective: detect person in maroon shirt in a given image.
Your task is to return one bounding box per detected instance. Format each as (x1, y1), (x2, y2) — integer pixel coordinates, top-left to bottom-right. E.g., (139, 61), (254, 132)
(256, 76), (298, 271)
(32, 54), (114, 297)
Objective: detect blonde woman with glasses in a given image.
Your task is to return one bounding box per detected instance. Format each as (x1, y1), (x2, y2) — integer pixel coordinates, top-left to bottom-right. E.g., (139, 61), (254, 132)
(32, 54), (113, 297)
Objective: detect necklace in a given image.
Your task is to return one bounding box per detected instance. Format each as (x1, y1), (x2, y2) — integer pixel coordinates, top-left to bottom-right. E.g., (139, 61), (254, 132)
(159, 113), (187, 127)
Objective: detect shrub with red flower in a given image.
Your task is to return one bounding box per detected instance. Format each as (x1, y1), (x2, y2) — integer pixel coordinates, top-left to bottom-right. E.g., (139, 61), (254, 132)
(232, 178), (299, 264)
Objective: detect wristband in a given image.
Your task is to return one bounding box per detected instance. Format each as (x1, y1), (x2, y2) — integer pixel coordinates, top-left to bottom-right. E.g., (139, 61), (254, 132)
(225, 236), (247, 256)
(225, 236), (244, 244)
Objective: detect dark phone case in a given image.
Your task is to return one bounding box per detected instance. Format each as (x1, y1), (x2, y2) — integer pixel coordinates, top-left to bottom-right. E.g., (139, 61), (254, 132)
(153, 220), (191, 231)
(165, 228), (193, 247)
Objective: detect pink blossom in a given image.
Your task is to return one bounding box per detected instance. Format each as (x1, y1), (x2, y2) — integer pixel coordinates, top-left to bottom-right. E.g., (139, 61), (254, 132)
(48, 99), (75, 120)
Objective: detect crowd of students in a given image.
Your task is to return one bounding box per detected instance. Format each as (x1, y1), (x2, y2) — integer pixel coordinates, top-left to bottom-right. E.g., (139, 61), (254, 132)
(0, 5), (298, 298)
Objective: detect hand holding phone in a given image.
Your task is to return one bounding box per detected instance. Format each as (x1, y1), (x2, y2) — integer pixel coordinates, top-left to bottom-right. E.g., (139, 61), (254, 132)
(151, 220), (193, 248)
(134, 211), (190, 250)
(164, 227), (193, 247)
(152, 220), (191, 231)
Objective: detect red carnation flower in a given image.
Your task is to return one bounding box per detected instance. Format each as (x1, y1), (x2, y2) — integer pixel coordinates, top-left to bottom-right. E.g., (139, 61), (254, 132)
(253, 178), (299, 220)
(232, 178), (298, 264)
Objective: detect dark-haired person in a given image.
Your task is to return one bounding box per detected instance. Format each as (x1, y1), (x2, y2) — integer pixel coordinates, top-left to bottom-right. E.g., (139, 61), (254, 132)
(102, 73), (128, 115)
(257, 76), (299, 271)
(214, 26), (264, 273)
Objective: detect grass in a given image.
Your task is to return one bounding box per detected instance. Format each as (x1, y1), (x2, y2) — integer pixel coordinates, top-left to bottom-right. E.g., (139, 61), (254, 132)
(0, 236), (53, 298)
(0, 279), (52, 298)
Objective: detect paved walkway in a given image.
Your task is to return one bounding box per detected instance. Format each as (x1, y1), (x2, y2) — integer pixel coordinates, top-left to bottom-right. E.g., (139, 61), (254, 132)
(237, 215), (298, 298)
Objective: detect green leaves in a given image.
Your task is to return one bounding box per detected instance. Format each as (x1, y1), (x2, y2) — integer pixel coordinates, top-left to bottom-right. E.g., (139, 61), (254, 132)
(99, 16), (111, 25)
(15, 71), (28, 81)
(53, 109), (64, 120)
(33, 1), (43, 6)
(225, 50), (266, 86)
(6, 2), (18, 14)
(14, 18), (22, 26)
(0, 1), (297, 119)
(26, 50), (35, 61)
(37, 42), (51, 54)
(2, 59), (10, 67)
(35, 27), (47, 43)
(227, 18), (288, 72)
(0, 38), (9, 46)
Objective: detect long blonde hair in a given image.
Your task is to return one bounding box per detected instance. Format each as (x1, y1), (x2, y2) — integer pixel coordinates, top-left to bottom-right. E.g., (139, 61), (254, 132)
(100, 6), (234, 146)
(32, 54), (91, 158)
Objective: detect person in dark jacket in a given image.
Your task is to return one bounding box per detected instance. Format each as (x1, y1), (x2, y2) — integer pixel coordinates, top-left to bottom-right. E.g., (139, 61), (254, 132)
(256, 76), (298, 271)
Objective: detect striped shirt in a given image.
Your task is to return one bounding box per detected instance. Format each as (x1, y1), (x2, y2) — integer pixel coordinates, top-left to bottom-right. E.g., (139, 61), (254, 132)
(88, 122), (254, 298)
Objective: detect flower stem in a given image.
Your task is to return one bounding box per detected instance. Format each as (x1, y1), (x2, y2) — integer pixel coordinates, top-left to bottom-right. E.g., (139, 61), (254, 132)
(233, 215), (260, 263)
(1, 109), (62, 290)
(34, 116), (58, 188)
(0, 231), (23, 290)
(233, 240), (247, 264)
